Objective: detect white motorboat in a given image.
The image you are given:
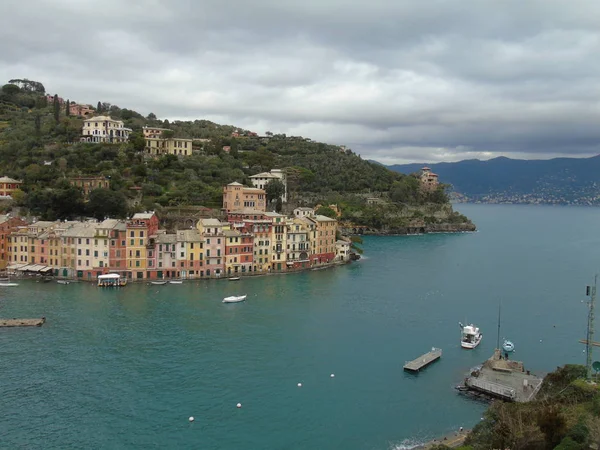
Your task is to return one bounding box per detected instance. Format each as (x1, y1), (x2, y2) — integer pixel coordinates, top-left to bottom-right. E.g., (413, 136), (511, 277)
(222, 295), (247, 303)
(169, 280), (183, 284)
(57, 280), (71, 285)
(151, 281), (168, 285)
(502, 340), (515, 353)
(228, 277), (241, 281)
(0, 282), (19, 287)
(459, 322), (482, 349)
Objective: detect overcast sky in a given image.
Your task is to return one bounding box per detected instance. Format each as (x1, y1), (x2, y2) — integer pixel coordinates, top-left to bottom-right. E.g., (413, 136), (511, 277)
(2, 0), (600, 164)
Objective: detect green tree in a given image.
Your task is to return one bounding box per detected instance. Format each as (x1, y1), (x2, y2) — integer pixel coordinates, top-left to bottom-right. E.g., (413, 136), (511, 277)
(53, 94), (60, 123)
(129, 132), (146, 152)
(275, 197), (283, 213)
(350, 235), (364, 254)
(97, 101), (102, 112)
(1, 83), (20, 96)
(265, 179), (285, 203)
(65, 99), (70, 116)
(86, 188), (128, 220)
(315, 206), (337, 218)
(147, 112), (156, 120)
(161, 130), (175, 139)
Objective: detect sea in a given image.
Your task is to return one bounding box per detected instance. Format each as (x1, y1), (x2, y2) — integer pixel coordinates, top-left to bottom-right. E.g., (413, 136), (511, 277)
(1, 204), (599, 449)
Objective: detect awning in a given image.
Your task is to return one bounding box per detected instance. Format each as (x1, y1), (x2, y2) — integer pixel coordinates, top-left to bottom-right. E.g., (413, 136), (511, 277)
(6, 263), (27, 270)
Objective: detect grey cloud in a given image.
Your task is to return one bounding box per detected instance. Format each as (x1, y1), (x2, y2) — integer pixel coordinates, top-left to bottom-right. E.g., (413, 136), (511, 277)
(2, 0), (600, 163)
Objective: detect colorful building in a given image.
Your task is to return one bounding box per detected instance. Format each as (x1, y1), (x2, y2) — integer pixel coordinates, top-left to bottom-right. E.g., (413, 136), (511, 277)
(265, 212), (287, 272)
(420, 167), (439, 191)
(69, 103), (94, 117)
(286, 218), (310, 270)
(249, 169), (287, 202)
(70, 176), (110, 197)
(313, 215), (337, 265)
(197, 218), (225, 278)
(145, 137), (193, 156)
(0, 215), (27, 269)
(0, 176), (23, 198)
(126, 212), (159, 280)
(222, 182), (266, 212)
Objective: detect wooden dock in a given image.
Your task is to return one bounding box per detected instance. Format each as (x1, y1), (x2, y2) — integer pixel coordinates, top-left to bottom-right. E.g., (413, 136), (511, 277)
(404, 348), (442, 372)
(0, 318), (46, 327)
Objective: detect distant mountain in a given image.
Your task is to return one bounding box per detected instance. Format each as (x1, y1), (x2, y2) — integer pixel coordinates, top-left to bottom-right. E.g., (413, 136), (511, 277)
(387, 155), (600, 205)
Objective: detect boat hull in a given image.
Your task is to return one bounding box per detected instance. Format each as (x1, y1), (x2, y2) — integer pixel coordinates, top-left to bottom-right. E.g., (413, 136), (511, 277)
(151, 281), (167, 285)
(0, 282), (19, 287)
(222, 295), (247, 303)
(461, 335), (482, 349)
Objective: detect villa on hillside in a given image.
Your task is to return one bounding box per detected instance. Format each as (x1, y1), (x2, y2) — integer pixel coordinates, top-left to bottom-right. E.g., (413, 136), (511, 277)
(249, 169), (287, 202)
(0, 176), (22, 198)
(69, 103), (94, 117)
(223, 182), (266, 212)
(69, 176), (110, 198)
(81, 116), (131, 144)
(142, 126), (193, 156)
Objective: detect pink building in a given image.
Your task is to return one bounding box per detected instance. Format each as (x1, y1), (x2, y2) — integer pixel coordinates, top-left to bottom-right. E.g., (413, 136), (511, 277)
(70, 103), (94, 117)
(197, 218), (225, 278)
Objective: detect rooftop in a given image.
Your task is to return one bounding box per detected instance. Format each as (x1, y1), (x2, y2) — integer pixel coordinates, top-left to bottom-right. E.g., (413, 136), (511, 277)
(314, 215), (336, 222)
(199, 218), (222, 226)
(0, 176), (22, 183)
(249, 172), (278, 178)
(131, 212), (155, 220)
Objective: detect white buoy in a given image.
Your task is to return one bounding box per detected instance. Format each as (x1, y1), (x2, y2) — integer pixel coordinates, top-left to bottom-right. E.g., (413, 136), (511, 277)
(540, 339), (543, 342)
(297, 383), (302, 387)
(189, 416), (194, 422)
(237, 403), (242, 408)
(330, 374), (335, 378)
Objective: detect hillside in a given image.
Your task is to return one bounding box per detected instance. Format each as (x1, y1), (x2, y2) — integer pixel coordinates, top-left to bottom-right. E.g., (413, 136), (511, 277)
(0, 79), (473, 232)
(388, 156), (600, 205)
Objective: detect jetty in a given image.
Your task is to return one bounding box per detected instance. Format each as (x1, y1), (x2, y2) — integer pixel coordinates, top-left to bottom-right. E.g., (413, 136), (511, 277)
(418, 429), (470, 449)
(458, 349), (543, 402)
(404, 348), (442, 372)
(0, 318), (46, 327)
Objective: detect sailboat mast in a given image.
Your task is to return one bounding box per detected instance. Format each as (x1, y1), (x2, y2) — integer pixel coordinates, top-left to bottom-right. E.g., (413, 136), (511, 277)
(586, 275), (597, 382)
(496, 303), (501, 350)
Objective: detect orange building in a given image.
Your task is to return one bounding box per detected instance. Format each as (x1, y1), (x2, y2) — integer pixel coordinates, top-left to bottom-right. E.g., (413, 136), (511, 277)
(0, 215), (27, 269)
(0, 176), (22, 197)
(69, 103), (94, 116)
(222, 182), (266, 212)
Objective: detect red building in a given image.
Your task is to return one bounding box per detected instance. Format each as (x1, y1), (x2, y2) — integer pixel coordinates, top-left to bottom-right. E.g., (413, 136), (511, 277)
(0, 215), (27, 270)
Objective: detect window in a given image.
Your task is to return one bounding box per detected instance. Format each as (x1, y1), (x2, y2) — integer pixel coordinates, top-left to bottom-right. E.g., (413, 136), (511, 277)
(94, 251), (98, 257)
(206, 239), (210, 244)
(180, 252), (184, 257)
(206, 250), (210, 257)
(136, 261), (140, 267)
(139, 239), (143, 246)
(140, 231), (144, 237)
(130, 239), (134, 246)
(136, 250), (140, 258)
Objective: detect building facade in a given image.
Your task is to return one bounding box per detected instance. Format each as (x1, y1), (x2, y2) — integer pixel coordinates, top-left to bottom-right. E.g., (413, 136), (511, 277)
(81, 116), (131, 144)
(0, 176), (22, 198)
(70, 176), (110, 197)
(420, 167), (439, 191)
(249, 169), (287, 202)
(223, 182), (266, 212)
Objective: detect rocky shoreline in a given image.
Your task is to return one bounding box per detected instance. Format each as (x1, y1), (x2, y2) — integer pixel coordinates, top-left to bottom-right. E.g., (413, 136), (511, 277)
(340, 222), (476, 236)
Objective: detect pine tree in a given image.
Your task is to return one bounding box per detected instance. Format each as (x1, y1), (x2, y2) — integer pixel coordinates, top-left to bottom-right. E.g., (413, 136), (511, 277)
(97, 101), (102, 112)
(65, 99), (70, 116)
(53, 94), (60, 123)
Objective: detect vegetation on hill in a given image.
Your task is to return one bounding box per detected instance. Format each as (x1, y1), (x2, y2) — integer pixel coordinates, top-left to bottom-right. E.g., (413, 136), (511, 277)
(443, 365), (600, 450)
(0, 79), (472, 230)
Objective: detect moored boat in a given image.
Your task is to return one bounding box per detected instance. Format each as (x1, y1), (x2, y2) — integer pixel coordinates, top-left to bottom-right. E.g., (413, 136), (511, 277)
(502, 339), (515, 353)
(151, 281), (168, 285)
(228, 277), (240, 281)
(0, 282), (19, 287)
(169, 280), (183, 284)
(57, 280), (71, 285)
(459, 322), (482, 349)
(222, 295), (247, 303)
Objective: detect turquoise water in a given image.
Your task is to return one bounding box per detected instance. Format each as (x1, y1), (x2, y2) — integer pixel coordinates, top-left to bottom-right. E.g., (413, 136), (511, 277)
(1, 204), (599, 449)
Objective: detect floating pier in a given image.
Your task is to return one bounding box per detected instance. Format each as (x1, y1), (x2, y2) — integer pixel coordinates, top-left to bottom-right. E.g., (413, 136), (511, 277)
(403, 348), (442, 372)
(0, 318), (46, 327)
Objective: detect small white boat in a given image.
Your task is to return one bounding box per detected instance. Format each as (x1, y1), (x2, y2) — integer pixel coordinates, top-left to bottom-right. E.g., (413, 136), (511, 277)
(0, 282), (19, 287)
(169, 280), (183, 284)
(228, 277), (241, 281)
(57, 280), (71, 285)
(222, 295), (247, 303)
(459, 322), (482, 349)
(151, 281), (168, 285)
(502, 339), (515, 353)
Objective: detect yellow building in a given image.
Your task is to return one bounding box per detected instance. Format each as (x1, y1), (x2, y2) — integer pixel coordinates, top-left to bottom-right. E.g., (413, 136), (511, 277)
(126, 212), (159, 280)
(145, 137), (193, 156)
(176, 229), (204, 279)
(313, 215), (337, 262)
(265, 212), (287, 272)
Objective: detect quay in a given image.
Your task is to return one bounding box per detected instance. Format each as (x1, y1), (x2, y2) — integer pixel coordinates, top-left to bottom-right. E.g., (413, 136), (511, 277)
(404, 348), (442, 372)
(0, 318), (46, 327)
(458, 349), (543, 402)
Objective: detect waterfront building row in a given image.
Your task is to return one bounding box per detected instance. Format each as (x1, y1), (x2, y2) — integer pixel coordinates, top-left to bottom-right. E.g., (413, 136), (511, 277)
(1, 209), (348, 281)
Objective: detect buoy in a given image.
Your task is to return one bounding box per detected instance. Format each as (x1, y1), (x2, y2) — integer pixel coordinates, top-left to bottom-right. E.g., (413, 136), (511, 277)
(237, 403), (242, 408)
(297, 383), (302, 387)
(189, 416), (194, 422)
(330, 374), (335, 378)
(540, 339), (543, 342)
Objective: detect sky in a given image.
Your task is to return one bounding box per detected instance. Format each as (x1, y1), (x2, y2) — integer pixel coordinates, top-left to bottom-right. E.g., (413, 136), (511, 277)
(2, 0), (600, 164)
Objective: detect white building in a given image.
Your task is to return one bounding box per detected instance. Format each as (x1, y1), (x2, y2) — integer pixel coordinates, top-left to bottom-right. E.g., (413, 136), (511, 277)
(335, 240), (351, 262)
(293, 207), (314, 219)
(249, 169), (287, 202)
(81, 116), (132, 144)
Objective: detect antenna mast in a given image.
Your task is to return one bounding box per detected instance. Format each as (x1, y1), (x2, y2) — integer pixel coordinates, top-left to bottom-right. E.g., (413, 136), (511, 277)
(586, 275), (597, 382)
(497, 303), (501, 350)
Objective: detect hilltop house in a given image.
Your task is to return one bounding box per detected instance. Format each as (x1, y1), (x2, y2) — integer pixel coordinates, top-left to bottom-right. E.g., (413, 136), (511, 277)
(69, 176), (109, 198)
(222, 182), (266, 212)
(0, 176), (22, 198)
(81, 116), (131, 144)
(142, 126), (193, 156)
(420, 167), (439, 191)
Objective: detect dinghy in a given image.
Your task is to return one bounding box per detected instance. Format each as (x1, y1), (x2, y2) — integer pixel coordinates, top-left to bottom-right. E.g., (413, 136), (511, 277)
(222, 295), (247, 303)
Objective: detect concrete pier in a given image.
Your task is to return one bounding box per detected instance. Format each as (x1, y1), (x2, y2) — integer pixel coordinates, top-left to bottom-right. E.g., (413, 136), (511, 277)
(460, 349), (543, 402)
(404, 348), (442, 372)
(0, 318), (46, 327)
(418, 429), (470, 449)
